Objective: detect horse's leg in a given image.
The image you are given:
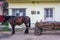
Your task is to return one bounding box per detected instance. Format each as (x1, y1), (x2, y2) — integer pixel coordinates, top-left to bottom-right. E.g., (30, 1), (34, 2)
(11, 25), (15, 35)
(24, 23), (30, 34)
(24, 19), (30, 34)
(24, 25), (29, 34)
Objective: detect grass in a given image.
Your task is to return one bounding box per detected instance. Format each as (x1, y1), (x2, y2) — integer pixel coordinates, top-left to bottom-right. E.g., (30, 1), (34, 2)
(2, 22), (11, 31)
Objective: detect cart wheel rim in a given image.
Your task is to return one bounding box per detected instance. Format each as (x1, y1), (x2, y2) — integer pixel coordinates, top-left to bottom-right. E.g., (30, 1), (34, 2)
(34, 30), (42, 35)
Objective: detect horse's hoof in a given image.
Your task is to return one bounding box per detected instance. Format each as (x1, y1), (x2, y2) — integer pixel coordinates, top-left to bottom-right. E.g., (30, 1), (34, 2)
(24, 31), (29, 34)
(11, 33), (15, 35)
(24, 33), (29, 34)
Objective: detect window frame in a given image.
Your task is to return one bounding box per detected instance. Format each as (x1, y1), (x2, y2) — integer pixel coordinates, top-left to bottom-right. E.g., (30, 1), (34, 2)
(12, 8), (26, 16)
(44, 8), (53, 18)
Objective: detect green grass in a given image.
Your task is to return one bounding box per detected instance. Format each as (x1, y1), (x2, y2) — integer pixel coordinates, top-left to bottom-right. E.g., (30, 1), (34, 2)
(2, 22), (11, 31)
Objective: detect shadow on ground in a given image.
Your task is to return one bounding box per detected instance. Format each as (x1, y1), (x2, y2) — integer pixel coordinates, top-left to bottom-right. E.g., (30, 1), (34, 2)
(0, 33), (12, 39)
(41, 32), (60, 36)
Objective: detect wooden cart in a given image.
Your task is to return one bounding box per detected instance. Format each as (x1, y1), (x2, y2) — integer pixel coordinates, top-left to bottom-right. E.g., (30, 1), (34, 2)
(34, 21), (60, 35)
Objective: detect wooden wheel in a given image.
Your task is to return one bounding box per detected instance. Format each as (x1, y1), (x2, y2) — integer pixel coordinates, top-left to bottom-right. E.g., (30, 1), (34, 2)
(34, 27), (42, 35)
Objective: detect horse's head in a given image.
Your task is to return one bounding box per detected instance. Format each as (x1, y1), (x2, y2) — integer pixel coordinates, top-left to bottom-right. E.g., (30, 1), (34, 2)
(2, 16), (13, 24)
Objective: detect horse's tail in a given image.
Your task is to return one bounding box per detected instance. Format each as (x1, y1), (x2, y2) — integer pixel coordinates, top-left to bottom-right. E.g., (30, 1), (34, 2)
(29, 17), (31, 28)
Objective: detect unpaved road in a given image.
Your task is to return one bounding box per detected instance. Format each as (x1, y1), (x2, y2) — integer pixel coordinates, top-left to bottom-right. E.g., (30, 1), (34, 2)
(0, 30), (60, 40)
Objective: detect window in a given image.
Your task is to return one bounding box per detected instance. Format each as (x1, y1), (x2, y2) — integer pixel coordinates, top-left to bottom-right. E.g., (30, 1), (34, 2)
(12, 8), (26, 16)
(44, 8), (53, 18)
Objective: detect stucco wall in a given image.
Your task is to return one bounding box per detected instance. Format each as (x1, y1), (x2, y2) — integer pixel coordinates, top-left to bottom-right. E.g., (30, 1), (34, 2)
(8, 3), (60, 28)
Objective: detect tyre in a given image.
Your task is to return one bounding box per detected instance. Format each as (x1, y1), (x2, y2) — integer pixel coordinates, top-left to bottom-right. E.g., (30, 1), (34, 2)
(34, 27), (42, 35)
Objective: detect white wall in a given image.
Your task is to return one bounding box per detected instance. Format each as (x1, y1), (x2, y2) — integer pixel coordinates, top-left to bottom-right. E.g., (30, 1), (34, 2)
(8, 3), (60, 28)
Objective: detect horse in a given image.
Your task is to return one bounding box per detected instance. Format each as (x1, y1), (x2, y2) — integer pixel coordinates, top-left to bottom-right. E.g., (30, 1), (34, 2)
(3, 16), (31, 34)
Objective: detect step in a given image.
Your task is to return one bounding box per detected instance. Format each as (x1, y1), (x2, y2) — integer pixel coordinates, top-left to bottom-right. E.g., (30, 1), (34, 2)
(0, 25), (6, 31)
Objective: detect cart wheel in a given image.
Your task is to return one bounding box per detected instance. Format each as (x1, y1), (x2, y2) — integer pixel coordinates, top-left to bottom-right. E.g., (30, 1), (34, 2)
(34, 27), (42, 35)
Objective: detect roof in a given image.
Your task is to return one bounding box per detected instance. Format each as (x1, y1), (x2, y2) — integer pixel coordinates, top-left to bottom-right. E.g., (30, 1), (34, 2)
(6, 0), (60, 3)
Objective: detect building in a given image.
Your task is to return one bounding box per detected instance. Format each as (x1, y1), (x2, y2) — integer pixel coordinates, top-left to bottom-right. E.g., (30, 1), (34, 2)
(6, 0), (60, 28)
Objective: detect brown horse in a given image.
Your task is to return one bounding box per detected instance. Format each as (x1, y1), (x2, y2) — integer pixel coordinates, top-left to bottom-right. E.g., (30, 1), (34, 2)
(3, 16), (31, 34)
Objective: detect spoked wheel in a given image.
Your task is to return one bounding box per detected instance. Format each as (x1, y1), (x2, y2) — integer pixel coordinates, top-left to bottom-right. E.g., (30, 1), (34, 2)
(34, 27), (42, 35)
